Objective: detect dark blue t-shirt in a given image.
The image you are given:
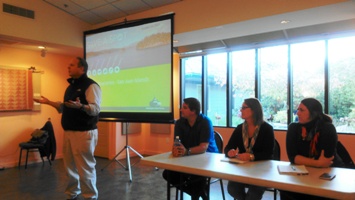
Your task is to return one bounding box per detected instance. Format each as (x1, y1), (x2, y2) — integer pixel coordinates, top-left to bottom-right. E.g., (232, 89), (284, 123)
(174, 113), (218, 153)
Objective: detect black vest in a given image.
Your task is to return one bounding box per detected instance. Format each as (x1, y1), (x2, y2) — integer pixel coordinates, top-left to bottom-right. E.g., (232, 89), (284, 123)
(61, 74), (99, 131)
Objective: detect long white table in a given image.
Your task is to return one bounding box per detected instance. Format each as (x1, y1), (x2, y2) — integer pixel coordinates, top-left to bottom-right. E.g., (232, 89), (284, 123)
(141, 152), (355, 200)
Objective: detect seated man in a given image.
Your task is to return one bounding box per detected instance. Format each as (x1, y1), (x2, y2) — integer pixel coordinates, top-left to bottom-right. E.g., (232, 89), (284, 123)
(162, 97), (219, 200)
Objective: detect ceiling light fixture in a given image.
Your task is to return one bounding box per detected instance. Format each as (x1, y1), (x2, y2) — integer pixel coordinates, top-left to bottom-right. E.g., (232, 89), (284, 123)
(281, 20), (290, 24)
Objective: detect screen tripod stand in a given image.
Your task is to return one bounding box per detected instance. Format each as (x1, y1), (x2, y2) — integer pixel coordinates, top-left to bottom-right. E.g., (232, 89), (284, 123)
(101, 122), (143, 182)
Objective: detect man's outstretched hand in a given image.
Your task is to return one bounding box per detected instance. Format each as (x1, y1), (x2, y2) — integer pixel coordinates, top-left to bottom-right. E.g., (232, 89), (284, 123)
(33, 96), (49, 104)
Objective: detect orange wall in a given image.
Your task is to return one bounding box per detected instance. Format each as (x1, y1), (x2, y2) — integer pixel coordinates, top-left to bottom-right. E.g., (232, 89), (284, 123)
(0, 46), (72, 166)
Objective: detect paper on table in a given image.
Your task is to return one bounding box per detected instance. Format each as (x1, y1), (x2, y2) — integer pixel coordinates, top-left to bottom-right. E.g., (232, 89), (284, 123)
(278, 164), (309, 175)
(221, 157), (247, 164)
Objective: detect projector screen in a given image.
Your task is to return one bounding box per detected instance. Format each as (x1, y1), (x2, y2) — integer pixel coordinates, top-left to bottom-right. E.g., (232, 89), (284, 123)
(84, 14), (174, 123)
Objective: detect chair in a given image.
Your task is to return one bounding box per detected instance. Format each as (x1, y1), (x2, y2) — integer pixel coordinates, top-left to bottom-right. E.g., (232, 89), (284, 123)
(337, 141), (355, 169)
(237, 139), (280, 200)
(169, 131), (226, 200)
(18, 119), (56, 169)
(230, 139), (279, 200)
(265, 139), (281, 200)
(272, 139), (281, 161)
(208, 131), (226, 200)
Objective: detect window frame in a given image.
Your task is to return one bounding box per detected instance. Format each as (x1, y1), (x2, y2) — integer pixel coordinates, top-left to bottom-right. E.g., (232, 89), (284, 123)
(180, 35), (355, 135)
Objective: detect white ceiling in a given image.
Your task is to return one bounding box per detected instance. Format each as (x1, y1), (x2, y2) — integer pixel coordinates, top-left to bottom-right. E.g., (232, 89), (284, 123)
(43, 0), (182, 25)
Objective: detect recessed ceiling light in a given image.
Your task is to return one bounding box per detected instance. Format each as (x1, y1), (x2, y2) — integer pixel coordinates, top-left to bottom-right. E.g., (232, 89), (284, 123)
(38, 46), (46, 49)
(281, 20), (290, 24)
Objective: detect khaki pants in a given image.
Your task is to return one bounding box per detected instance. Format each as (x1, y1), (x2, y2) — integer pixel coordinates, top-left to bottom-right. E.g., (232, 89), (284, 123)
(63, 129), (98, 200)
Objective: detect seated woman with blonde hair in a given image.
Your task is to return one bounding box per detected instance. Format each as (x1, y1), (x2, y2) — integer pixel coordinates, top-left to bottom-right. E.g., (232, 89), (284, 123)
(224, 98), (275, 200)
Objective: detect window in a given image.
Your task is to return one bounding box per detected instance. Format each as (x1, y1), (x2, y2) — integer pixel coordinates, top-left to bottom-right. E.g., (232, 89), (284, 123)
(181, 56), (202, 102)
(180, 35), (355, 134)
(259, 45), (288, 129)
(206, 53), (227, 126)
(291, 41), (325, 118)
(328, 36), (355, 133)
(230, 50), (255, 126)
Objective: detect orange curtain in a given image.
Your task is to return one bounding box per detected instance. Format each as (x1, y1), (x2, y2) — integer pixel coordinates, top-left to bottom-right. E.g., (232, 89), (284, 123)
(0, 68), (33, 111)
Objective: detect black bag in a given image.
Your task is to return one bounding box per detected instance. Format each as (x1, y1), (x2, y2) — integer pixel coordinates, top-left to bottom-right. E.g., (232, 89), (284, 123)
(29, 129), (48, 144)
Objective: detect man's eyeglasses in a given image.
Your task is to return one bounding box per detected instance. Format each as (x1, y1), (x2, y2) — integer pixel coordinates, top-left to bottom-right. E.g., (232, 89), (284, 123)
(240, 106), (250, 110)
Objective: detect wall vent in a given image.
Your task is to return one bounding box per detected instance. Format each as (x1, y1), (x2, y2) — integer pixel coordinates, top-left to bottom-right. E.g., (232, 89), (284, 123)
(2, 3), (35, 19)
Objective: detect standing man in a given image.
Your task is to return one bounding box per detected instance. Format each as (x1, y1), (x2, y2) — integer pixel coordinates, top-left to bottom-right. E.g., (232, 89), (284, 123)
(34, 57), (101, 200)
(162, 97), (219, 200)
